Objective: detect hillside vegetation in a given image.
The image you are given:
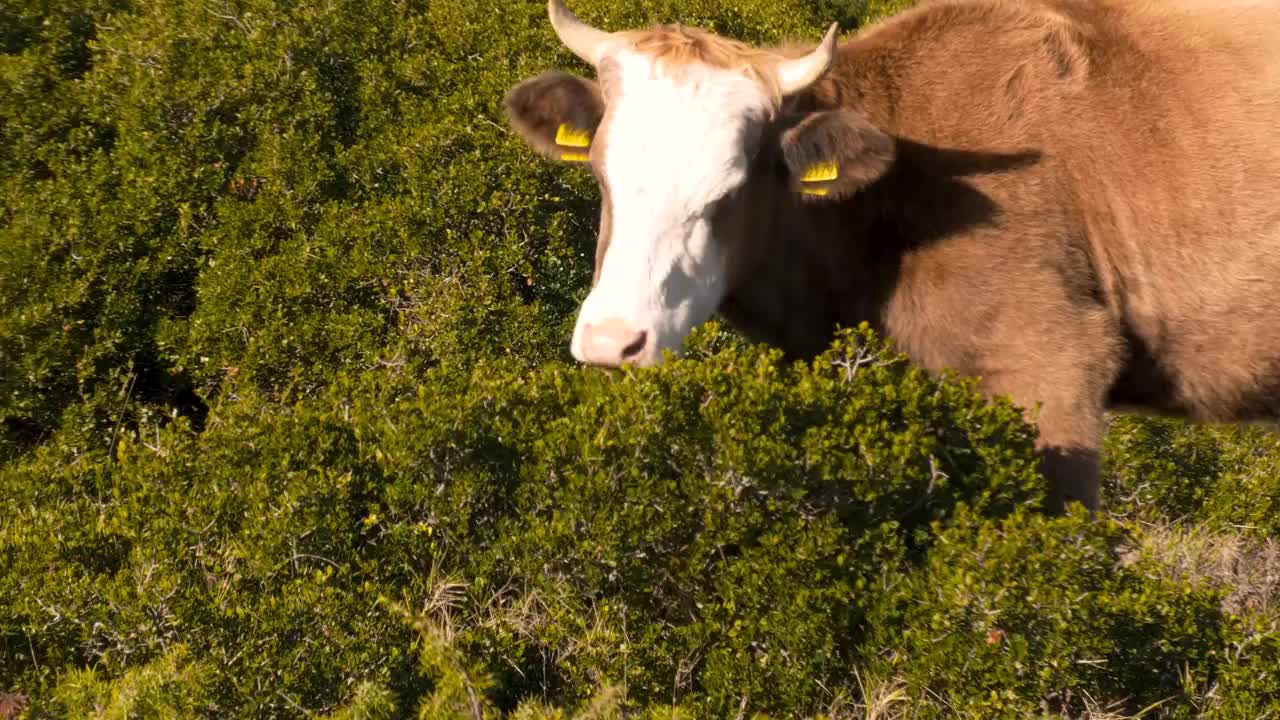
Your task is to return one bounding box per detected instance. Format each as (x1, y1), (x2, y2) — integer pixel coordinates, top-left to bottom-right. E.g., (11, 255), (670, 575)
(2, 0), (1278, 717)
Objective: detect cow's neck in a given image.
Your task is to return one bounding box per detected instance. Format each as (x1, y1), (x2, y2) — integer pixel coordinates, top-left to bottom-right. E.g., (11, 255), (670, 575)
(716, 57), (902, 360)
(718, 180), (888, 360)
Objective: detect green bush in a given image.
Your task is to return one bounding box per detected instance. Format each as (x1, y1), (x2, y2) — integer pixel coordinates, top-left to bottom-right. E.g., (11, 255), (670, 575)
(4, 0), (1280, 717)
(1206, 631), (1280, 720)
(1105, 416), (1280, 536)
(3, 328), (1046, 717)
(865, 508), (1235, 716)
(48, 646), (214, 720)
(6, 328), (1279, 717)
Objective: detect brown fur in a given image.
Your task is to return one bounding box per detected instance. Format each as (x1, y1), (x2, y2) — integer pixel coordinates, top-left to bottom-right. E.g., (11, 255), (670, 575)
(506, 0), (1280, 512)
(615, 25), (793, 100)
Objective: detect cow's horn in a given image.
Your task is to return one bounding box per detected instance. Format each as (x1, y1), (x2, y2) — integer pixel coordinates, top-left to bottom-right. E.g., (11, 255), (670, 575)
(775, 22), (840, 95)
(548, 0), (614, 66)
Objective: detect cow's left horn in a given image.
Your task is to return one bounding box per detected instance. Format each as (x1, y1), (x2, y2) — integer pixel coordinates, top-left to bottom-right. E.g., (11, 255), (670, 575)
(548, 0), (615, 66)
(775, 22), (840, 95)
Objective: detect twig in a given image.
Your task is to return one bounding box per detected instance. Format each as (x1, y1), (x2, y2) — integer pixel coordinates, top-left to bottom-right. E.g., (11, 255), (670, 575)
(108, 370), (139, 463)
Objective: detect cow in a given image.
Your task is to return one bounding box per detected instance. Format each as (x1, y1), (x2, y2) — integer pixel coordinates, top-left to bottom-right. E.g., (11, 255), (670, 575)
(502, 0), (1280, 512)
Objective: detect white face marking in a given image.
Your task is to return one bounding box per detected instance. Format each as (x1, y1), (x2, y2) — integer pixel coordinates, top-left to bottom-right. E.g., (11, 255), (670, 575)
(570, 50), (775, 365)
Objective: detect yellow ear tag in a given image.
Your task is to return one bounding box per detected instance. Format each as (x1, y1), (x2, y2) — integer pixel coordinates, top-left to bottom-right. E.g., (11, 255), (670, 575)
(555, 123), (592, 163)
(555, 123), (591, 148)
(800, 160), (838, 183)
(801, 187), (830, 197)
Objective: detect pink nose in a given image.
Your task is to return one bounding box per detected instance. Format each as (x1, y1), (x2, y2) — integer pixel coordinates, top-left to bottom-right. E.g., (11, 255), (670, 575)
(579, 317), (650, 366)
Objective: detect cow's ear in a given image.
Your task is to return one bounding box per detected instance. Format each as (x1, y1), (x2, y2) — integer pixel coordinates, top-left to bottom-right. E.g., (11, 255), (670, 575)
(780, 109), (894, 201)
(503, 71), (604, 165)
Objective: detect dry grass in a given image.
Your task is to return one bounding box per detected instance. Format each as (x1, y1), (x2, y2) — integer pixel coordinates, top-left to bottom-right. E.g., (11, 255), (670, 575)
(813, 679), (1182, 720)
(816, 670), (909, 719)
(1125, 521), (1280, 617)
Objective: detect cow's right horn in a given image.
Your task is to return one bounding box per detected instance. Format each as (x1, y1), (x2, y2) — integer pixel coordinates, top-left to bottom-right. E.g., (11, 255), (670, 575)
(548, 0), (614, 66)
(775, 22), (840, 95)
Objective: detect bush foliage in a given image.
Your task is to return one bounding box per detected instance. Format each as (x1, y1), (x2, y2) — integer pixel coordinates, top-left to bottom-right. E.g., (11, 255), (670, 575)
(2, 0), (1279, 717)
(1104, 417), (1280, 537)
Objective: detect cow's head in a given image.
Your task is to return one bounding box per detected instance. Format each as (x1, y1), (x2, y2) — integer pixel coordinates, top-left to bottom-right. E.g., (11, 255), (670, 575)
(505, 0), (894, 367)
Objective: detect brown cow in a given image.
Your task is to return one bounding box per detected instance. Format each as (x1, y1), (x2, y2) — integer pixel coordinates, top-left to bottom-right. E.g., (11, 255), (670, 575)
(503, 0), (1280, 511)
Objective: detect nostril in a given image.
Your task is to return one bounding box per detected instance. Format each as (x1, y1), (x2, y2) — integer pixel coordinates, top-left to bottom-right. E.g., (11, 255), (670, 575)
(620, 330), (648, 360)
(578, 318), (649, 366)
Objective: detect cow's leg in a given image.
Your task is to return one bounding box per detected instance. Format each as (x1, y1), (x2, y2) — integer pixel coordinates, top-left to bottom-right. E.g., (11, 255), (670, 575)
(885, 236), (1123, 512)
(982, 366), (1111, 514)
(1036, 432), (1101, 513)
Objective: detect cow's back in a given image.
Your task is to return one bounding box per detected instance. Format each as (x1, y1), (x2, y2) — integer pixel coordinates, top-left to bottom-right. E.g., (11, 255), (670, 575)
(1067, 0), (1280, 420)
(836, 0), (1280, 420)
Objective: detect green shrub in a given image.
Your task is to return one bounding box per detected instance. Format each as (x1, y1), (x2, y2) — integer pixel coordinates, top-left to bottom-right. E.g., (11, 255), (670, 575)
(865, 508), (1235, 717)
(3, 328), (1048, 717)
(48, 646), (213, 720)
(7, 327), (1278, 717)
(1206, 630), (1280, 720)
(1105, 416), (1280, 536)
